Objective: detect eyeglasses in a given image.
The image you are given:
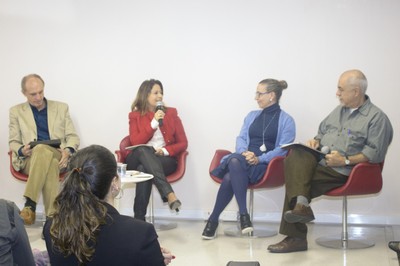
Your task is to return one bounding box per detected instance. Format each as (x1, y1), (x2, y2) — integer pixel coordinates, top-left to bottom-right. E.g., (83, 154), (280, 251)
(255, 91), (270, 98)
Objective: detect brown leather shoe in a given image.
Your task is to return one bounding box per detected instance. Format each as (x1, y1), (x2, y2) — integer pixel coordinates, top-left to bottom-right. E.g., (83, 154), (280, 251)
(284, 203), (315, 223)
(20, 207), (36, 225)
(268, 236), (308, 253)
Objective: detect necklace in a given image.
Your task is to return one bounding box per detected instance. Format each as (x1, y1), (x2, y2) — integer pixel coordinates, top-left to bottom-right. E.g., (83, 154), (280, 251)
(259, 111), (278, 152)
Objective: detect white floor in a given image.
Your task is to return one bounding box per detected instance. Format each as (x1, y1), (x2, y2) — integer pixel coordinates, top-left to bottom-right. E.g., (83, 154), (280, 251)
(28, 219), (400, 266)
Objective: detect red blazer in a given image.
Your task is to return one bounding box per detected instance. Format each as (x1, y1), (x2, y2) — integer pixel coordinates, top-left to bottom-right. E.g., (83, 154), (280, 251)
(129, 107), (188, 157)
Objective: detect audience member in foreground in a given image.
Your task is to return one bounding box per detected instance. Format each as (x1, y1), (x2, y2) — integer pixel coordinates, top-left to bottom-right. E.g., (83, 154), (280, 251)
(43, 145), (173, 265)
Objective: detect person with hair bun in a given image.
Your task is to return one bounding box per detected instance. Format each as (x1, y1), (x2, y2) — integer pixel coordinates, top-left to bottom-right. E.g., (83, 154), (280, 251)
(43, 145), (173, 266)
(202, 79), (296, 240)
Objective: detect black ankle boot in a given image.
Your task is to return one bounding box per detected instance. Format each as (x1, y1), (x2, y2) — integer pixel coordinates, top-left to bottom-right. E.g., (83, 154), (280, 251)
(202, 220), (218, 240)
(389, 241), (400, 256)
(239, 213), (253, 234)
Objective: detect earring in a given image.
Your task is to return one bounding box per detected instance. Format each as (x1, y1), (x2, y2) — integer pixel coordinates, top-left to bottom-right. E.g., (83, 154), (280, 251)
(112, 186), (124, 199)
(115, 187), (124, 199)
(270, 98), (273, 102)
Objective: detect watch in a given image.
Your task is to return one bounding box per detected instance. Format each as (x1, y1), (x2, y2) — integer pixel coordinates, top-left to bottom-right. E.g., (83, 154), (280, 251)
(345, 155), (350, 165)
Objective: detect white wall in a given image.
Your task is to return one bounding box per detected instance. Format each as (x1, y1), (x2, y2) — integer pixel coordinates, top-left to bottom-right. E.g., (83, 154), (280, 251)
(1, 0), (399, 225)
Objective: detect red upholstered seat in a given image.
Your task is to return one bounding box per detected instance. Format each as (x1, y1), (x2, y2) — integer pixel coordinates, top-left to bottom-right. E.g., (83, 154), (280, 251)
(9, 151), (29, 182)
(116, 135), (188, 185)
(316, 162), (384, 249)
(209, 149), (285, 190)
(209, 149), (285, 237)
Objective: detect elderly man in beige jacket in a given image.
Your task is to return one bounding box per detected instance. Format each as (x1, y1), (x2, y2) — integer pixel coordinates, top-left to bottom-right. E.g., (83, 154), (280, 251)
(9, 73), (80, 225)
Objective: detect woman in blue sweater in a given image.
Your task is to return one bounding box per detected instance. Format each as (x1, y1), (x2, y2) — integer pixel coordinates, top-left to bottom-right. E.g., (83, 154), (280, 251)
(202, 78), (296, 240)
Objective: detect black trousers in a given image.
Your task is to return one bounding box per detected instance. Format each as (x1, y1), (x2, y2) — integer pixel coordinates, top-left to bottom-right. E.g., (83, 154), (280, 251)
(125, 146), (177, 221)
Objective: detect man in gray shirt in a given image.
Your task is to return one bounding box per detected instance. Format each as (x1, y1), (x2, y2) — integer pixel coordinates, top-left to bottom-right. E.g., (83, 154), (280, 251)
(268, 69), (393, 253)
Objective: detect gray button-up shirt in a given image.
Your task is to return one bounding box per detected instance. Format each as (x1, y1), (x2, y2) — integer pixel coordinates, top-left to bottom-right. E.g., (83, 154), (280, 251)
(315, 95), (393, 176)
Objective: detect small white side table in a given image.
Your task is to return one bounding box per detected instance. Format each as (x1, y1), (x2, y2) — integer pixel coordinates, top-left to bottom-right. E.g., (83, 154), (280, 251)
(115, 171), (177, 230)
(114, 171), (153, 210)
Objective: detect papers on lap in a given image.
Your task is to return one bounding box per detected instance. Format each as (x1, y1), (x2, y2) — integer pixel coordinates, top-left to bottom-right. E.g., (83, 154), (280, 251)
(125, 144), (155, 151)
(281, 142), (325, 158)
(29, 139), (61, 148)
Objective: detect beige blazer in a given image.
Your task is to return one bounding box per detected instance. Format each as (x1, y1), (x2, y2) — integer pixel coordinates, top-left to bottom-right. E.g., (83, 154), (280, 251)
(9, 100), (80, 171)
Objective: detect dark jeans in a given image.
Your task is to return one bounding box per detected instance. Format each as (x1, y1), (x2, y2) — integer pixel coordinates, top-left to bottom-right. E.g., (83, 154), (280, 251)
(125, 146), (177, 221)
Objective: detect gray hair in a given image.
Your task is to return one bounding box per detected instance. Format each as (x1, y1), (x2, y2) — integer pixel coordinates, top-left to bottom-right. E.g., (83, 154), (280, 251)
(21, 74), (45, 92)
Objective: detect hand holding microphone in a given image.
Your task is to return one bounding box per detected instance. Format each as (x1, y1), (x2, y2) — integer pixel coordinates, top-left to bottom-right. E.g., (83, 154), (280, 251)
(324, 150), (345, 167)
(155, 101), (165, 126)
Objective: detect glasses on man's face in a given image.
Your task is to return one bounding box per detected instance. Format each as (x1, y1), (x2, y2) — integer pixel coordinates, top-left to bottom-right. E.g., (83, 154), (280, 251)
(255, 91), (270, 98)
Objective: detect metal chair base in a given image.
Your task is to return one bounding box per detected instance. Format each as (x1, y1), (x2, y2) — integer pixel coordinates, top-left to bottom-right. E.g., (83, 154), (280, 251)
(151, 220), (178, 231)
(148, 188), (178, 231)
(316, 236), (374, 249)
(316, 196), (375, 249)
(224, 226), (277, 238)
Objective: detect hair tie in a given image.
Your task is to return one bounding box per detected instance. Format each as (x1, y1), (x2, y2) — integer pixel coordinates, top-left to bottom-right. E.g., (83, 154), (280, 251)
(73, 167), (81, 173)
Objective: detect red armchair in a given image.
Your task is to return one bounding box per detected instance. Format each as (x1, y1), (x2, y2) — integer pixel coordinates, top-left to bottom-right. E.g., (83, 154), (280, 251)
(209, 149), (285, 238)
(315, 162), (384, 249)
(115, 136), (188, 229)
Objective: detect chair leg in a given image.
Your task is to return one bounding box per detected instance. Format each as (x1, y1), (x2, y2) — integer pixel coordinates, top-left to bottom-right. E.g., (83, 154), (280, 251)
(316, 196), (375, 249)
(148, 186), (177, 231)
(148, 186), (155, 224)
(224, 189), (277, 238)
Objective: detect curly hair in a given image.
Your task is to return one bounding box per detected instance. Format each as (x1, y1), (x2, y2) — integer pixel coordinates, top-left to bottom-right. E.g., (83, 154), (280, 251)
(49, 145), (117, 264)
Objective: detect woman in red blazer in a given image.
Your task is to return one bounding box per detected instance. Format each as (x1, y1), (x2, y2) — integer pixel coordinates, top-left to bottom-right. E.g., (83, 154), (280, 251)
(126, 79), (188, 221)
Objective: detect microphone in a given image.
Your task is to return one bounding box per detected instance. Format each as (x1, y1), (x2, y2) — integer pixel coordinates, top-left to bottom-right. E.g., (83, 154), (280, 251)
(320, 146), (330, 155)
(318, 146), (330, 162)
(156, 101), (164, 126)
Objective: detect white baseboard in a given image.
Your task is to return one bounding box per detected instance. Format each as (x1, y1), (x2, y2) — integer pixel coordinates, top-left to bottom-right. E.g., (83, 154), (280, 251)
(35, 206), (400, 226)
(118, 207), (400, 226)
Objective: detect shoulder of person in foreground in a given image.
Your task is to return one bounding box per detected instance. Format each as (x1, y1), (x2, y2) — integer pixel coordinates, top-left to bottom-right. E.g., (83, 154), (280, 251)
(104, 213), (164, 263)
(107, 211), (159, 240)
